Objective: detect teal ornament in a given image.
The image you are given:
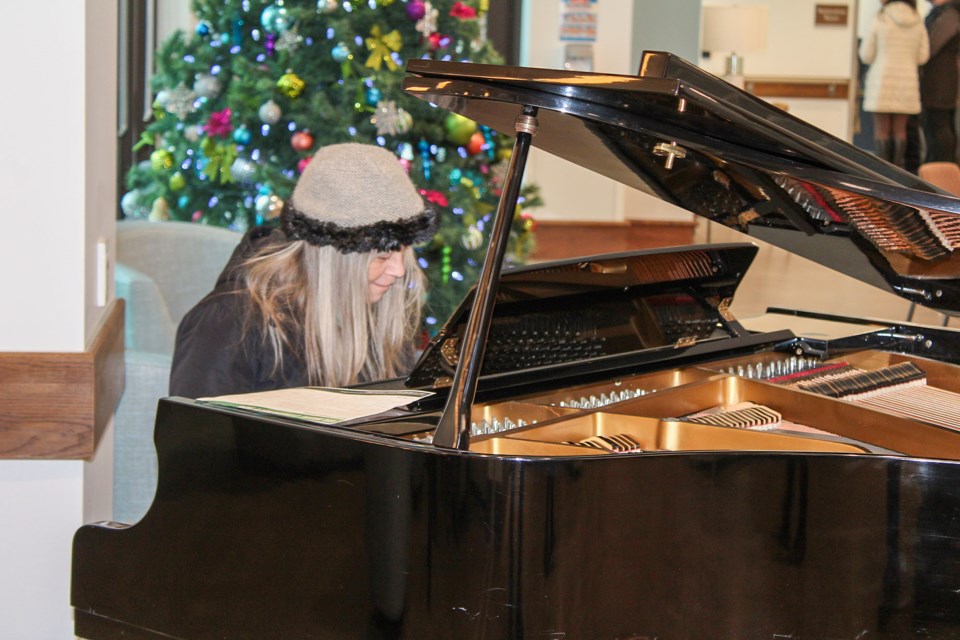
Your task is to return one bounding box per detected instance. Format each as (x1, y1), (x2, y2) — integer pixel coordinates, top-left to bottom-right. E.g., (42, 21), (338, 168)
(260, 4), (292, 34)
(177, 195), (190, 209)
(332, 42), (351, 63)
(449, 167), (463, 187)
(195, 21), (212, 37)
(233, 125), (253, 145)
(365, 87), (382, 106)
(232, 17), (244, 45)
(231, 158), (257, 184)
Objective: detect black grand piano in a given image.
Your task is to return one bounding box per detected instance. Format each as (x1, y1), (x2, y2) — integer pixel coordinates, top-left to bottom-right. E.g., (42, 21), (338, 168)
(73, 53), (960, 639)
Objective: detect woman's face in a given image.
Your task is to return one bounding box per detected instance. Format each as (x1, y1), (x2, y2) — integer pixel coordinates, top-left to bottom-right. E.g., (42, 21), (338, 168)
(367, 250), (406, 303)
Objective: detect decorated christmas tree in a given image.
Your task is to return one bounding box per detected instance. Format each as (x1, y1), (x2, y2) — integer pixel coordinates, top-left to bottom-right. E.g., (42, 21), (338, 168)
(122, 0), (540, 332)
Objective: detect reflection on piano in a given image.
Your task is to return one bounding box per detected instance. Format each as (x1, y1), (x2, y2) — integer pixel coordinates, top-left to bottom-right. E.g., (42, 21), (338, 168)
(73, 53), (960, 639)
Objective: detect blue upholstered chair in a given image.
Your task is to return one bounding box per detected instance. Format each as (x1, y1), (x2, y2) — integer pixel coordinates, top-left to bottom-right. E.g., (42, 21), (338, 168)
(113, 219), (240, 522)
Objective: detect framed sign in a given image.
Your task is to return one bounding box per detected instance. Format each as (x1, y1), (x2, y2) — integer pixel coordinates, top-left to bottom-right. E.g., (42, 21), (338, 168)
(815, 4), (849, 26)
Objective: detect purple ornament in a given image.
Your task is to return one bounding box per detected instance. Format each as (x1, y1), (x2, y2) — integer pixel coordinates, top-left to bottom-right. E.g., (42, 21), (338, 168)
(265, 33), (276, 57)
(406, 0), (426, 21)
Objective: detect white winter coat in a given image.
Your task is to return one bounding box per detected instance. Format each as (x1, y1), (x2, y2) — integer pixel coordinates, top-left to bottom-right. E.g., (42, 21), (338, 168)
(860, 1), (930, 114)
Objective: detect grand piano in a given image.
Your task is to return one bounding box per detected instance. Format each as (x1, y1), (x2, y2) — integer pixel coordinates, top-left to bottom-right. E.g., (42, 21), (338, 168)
(73, 52), (960, 639)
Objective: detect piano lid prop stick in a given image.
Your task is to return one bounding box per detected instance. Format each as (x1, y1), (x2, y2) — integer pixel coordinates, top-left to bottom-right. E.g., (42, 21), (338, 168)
(434, 106), (540, 450)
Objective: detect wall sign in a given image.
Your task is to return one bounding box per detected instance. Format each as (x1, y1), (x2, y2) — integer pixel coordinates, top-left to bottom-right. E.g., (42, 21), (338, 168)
(559, 0), (597, 42)
(815, 4), (849, 26)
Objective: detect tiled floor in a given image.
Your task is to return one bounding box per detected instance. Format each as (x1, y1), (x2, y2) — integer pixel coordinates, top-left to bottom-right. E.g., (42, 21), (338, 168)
(694, 220), (955, 330)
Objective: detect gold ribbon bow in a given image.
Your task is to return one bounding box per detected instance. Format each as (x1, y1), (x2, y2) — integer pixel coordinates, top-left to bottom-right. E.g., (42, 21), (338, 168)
(365, 25), (402, 71)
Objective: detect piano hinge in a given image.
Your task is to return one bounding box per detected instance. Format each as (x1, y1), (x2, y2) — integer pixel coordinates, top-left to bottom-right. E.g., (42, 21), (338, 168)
(674, 336), (697, 348)
(440, 337), (460, 367)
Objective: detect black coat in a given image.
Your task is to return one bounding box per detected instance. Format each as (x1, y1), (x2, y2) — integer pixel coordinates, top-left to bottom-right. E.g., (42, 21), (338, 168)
(921, 1), (960, 109)
(169, 227), (309, 398)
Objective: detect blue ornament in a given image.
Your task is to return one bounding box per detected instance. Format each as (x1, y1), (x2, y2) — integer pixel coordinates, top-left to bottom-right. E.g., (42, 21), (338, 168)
(449, 167), (463, 187)
(332, 42), (351, 63)
(260, 4), (291, 34)
(233, 125), (253, 145)
(365, 87), (382, 106)
(195, 21), (212, 37)
(177, 195), (190, 209)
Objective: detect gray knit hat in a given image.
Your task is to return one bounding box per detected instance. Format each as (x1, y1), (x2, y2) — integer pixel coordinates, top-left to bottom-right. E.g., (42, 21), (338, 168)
(280, 143), (439, 253)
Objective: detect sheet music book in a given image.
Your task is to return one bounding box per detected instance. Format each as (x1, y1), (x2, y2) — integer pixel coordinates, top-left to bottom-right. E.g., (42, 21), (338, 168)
(198, 386), (433, 425)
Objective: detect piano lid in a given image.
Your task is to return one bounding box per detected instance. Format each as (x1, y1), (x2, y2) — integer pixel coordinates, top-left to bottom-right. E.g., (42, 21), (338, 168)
(403, 51), (960, 314)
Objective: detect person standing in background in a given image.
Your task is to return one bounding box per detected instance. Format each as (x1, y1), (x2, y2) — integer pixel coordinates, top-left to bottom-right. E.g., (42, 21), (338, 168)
(920, 0), (960, 163)
(860, 0), (931, 168)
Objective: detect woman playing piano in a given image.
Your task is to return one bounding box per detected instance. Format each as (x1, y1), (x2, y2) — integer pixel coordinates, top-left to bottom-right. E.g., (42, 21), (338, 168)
(169, 143), (439, 398)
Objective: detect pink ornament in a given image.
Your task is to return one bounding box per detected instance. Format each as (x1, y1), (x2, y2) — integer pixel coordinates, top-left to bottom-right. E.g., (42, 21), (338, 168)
(192, 210), (203, 222)
(399, 158), (412, 173)
(406, 0), (426, 20)
(297, 156), (313, 173)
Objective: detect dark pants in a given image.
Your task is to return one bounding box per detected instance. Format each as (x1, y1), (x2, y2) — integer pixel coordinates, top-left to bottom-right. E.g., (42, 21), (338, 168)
(921, 107), (958, 163)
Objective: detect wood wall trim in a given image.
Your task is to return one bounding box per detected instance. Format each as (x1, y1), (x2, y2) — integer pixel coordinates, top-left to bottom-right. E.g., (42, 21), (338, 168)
(529, 219), (696, 262)
(744, 78), (850, 100)
(0, 299), (125, 460)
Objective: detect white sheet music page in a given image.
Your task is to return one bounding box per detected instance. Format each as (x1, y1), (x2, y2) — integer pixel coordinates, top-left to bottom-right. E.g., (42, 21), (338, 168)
(198, 387), (433, 424)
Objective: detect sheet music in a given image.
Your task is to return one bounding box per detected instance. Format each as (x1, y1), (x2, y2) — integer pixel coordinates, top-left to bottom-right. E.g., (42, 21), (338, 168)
(198, 386), (433, 424)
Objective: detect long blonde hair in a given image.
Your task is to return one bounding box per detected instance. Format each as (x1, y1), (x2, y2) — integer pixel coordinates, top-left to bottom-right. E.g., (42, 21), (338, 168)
(240, 234), (425, 387)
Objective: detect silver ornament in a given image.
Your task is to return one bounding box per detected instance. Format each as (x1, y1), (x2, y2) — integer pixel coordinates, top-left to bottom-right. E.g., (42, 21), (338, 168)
(259, 100), (282, 124)
(193, 73), (222, 99)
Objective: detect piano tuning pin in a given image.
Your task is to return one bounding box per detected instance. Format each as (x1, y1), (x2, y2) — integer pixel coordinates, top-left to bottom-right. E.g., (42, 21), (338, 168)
(492, 419), (502, 432)
(737, 366), (745, 377)
(518, 419), (527, 428)
(504, 418), (516, 430)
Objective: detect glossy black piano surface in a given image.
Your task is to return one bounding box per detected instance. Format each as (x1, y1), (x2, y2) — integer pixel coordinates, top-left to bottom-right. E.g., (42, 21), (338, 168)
(73, 53), (960, 639)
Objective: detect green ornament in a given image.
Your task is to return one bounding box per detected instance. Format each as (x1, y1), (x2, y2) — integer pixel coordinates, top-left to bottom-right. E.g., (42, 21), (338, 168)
(150, 149), (174, 171)
(168, 172), (186, 191)
(277, 72), (306, 99)
(443, 113), (477, 146)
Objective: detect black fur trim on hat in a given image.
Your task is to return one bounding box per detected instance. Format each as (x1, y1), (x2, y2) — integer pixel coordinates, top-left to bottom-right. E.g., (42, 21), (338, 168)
(280, 201), (440, 253)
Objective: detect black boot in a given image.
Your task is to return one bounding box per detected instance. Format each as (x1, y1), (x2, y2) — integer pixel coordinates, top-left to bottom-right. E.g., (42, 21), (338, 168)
(874, 138), (893, 162)
(892, 138), (907, 168)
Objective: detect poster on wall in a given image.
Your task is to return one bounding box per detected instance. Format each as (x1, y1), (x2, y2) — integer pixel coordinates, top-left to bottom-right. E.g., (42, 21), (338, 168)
(559, 0), (598, 42)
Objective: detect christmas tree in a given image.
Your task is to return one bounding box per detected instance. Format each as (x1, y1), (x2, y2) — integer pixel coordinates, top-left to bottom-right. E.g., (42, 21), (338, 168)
(122, 0), (540, 332)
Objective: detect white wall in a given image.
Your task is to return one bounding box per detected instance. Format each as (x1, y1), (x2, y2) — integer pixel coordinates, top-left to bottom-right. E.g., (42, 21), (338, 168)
(0, 1), (118, 637)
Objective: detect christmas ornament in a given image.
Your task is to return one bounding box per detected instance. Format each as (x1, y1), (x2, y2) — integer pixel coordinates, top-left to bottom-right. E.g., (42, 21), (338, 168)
(230, 157), (257, 183)
(450, 1), (477, 18)
(149, 197), (170, 222)
(195, 21), (212, 37)
(204, 108), (233, 139)
(428, 32), (452, 50)
(150, 149), (174, 171)
(406, 0), (426, 21)
(371, 100), (411, 136)
(365, 86), (382, 106)
(258, 100), (282, 124)
(168, 172), (186, 191)
(291, 130), (315, 151)
(232, 125), (252, 145)
(443, 112), (477, 145)
(255, 192), (285, 218)
(192, 210), (204, 222)
(418, 139), (432, 180)
(260, 4), (292, 33)
(154, 90), (170, 108)
(297, 156), (313, 173)
(416, 2), (438, 36)
(164, 83), (198, 120)
(193, 73), (222, 99)
(184, 125), (202, 143)
(277, 71), (306, 99)
(120, 190), (149, 218)
(332, 42), (352, 63)
(276, 28), (303, 53)
(466, 131), (485, 155)
(317, 0), (338, 13)
(461, 225), (483, 250)
(365, 25), (402, 71)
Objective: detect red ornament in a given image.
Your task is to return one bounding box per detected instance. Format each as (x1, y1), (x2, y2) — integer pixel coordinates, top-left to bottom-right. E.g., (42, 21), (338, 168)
(291, 131), (314, 152)
(428, 33), (452, 50)
(297, 156), (313, 173)
(466, 132), (485, 155)
(450, 1), (477, 18)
